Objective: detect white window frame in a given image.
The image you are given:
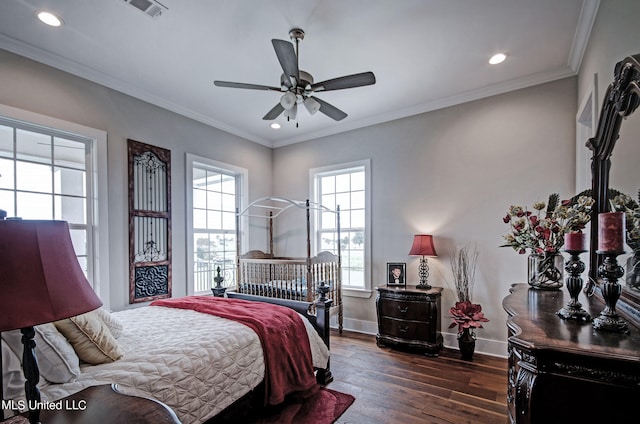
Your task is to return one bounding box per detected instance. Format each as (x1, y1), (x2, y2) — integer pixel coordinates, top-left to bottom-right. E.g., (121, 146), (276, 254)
(0, 104), (110, 307)
(185, 153), (248, 295)
(310, 159), (371, 298)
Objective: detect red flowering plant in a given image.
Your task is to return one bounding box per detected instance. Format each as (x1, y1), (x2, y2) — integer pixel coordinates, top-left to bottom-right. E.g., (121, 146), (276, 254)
(448, 301), (489, 334)
(501, 193), (593, 255)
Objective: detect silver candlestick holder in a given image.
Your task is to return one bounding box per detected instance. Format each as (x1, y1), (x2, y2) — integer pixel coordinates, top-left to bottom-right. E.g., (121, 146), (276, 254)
(557, 249), (591, 322)
(592, 251), (629, 334)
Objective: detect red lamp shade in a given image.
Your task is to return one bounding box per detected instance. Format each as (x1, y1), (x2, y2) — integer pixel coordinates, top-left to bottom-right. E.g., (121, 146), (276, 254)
(0, 220), (102, 332)
(409, 234), (438, 257)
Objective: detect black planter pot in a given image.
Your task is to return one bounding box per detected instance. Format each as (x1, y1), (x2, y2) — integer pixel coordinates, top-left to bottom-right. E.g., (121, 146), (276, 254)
(457, 328), (476, 360)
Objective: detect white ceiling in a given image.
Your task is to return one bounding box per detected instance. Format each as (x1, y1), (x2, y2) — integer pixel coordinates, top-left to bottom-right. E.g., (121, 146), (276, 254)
(0, 0), (598, 148)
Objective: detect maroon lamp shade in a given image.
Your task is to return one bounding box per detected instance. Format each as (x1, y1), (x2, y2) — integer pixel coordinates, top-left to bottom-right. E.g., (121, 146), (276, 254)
(0, 220), (102, 332)
(409, 234), (438, 257)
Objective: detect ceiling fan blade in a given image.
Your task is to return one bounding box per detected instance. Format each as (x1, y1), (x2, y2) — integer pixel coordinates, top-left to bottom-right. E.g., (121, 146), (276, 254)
(214, 80), (281, 91)
(310, 72), (376, 92)
(272, 39), (299, 84)
(263, 103), (285, 120)
(312, 96), (348, 121)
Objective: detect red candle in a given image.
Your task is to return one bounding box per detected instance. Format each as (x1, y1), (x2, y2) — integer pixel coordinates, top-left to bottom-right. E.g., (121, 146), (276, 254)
(598, 212), (626, 252)
(564, 232), (585, 251)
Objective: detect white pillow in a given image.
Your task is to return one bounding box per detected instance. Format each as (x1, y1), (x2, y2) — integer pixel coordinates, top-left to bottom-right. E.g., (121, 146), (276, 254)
(1, 323), (81, 384)
(1, 337), (25, 400)
(93, 307), (124, 339)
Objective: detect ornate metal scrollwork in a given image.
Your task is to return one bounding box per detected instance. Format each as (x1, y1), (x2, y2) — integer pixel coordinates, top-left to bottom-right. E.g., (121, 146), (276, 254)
(128, 139), (172, 303)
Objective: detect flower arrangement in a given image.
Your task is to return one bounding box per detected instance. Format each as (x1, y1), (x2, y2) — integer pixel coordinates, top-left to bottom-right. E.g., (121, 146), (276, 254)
(501, 193), (594, 255)
(448, 301), (489, 333)
(447, 245), (489, 333)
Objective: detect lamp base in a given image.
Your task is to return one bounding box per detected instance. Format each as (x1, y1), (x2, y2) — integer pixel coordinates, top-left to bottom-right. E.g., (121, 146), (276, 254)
(21, 327), (41, 424)
(416, 257), (431, 290)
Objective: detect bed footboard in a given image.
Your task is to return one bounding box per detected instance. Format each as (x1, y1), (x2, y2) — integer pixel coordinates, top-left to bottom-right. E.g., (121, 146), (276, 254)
(225, 290), (334, 385)
(236, 251), (343, 333)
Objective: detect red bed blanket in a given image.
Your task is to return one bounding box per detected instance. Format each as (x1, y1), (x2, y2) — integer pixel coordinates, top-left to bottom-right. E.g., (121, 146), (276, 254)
(150, 296), (318, 405)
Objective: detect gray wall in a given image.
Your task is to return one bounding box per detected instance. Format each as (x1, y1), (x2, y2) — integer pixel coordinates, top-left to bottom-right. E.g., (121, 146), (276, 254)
(0, 49), (273, 311)
(273, 77), (577, 353)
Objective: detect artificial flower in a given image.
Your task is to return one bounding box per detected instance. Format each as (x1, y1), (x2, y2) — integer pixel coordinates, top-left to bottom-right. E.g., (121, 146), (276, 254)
(448, 300), (490, 333)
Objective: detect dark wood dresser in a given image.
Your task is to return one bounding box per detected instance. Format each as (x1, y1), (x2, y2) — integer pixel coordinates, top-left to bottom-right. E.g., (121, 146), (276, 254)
(375, 285), (443, 356)
(503, 283), (640, 424)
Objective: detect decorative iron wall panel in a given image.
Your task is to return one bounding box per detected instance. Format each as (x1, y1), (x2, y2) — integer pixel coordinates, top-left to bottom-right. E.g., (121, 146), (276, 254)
(128, 139), (171, 303)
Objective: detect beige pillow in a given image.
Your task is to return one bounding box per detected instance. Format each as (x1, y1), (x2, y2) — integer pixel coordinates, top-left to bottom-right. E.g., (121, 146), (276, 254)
(1, 323), (81, 383)
(54, 310), (123, 365)
(93, 307), (124, 339)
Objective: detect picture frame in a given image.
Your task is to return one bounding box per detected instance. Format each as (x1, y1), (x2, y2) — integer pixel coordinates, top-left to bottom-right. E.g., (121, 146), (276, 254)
(387, 262), (406, 286)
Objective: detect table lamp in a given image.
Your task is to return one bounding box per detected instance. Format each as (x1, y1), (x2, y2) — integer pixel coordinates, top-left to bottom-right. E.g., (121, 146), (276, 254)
(409, 234), (438, 289)
(0, 220), (103, 424)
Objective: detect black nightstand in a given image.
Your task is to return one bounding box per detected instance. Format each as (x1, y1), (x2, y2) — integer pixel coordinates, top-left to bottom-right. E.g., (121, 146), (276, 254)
(375, 285), (443, 356)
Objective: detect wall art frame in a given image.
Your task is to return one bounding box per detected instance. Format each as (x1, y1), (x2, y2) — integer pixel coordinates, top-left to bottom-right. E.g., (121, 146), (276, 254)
(128, 139), (172, 303)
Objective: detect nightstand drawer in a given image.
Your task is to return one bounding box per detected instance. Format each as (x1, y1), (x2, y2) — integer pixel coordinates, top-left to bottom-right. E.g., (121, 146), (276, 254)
(379, 299), (429, 321)
(379, 317), (429, 341)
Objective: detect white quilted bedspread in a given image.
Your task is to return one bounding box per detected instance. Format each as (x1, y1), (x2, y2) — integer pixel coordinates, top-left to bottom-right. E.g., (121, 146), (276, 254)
(39, 305), (329, 424)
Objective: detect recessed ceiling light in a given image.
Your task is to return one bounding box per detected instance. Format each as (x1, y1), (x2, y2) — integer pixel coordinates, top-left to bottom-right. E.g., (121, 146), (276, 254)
(489, 53), (508, 65)
(37, 11), (64, 27)
(270, 123), (281, 129)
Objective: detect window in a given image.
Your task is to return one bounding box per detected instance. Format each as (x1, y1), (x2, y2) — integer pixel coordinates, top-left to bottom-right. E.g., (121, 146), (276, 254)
(0, 105), (108, 305)
(311, 160), (371, 295)
(186, 154), (247, 294)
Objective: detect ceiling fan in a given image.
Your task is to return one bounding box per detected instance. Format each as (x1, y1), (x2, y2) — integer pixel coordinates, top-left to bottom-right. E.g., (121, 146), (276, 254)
(214, 28), (376, 123)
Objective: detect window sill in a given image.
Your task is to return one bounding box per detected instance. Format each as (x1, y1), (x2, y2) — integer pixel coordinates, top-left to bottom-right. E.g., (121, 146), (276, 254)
(342, 288), (374, 299)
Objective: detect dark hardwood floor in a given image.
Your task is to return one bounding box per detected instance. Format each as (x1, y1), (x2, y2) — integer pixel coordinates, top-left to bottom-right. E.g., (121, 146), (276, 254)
(328, 330), (508, 424)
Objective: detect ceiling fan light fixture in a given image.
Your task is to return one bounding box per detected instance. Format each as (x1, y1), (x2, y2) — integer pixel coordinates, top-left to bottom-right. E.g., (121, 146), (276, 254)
(280, 92), (297, 109)
(303, 97), (320, 115)
(214, 28), (375, 123)
(284, 104), (297, 120)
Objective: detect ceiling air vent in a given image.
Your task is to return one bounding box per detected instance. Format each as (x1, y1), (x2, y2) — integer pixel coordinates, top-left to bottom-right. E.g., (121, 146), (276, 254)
(122, 0), (168, 19)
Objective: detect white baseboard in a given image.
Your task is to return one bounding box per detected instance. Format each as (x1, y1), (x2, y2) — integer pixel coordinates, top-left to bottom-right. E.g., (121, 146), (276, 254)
(331, 315), (378, 335)
(331, 317), (508, 359)
(442, 332), (508, 358)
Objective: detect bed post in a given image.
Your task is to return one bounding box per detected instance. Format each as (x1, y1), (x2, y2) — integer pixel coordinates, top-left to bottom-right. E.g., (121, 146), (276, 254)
(269, 211), (273, 256)
(315, 282), (334, 385)
(306, 199), (313, 302)
(236, 207), (240, 292)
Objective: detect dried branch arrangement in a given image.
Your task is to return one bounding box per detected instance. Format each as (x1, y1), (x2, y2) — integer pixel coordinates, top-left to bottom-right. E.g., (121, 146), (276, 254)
(450, 244), (479, 303)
